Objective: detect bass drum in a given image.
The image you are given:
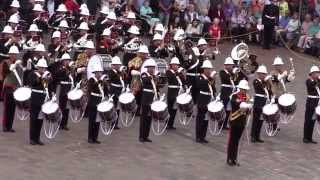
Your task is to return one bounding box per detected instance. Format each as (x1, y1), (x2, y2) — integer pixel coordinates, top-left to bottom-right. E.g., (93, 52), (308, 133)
(151, 100), (169, 135)
(119, 91), (137, 127)
(207, 101), (226, 136)
(97, 100), (117, 135)
(41, 100), (62, 139)
(278, 93), (296, 124)
(262, 103), (280, 137)
(176, 92), (194, 125)
(13, 87), (32, 120)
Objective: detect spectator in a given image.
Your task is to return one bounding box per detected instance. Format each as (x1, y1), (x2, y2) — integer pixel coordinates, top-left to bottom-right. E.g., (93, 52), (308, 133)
(170, 0), (188, 29)
(184, 3), (199, 25)
(301, 14), (313, 34)
(275, 11), (290, 43)
(159, 0), (174, 27)
(251, 0), (263, 19)
(140, 0), (160, 34)
(279, 0), (290, 17)
(208, 18), (221, 45)
(231, 8), (247, 42)
(186, 19), (202, 37)
(285, 12), (299, 47)
(209, 3), (225, 24)
(223, 0), (236, 31)
(194, 0), (210, 16)
(198, 9), (212, 33)
(247, 10), (259, 42)
(298, 17), (320, 50)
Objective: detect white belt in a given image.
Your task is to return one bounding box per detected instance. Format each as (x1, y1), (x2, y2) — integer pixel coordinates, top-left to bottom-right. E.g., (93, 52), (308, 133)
(186, 73), (199, 76)
(61, 81), (72, 85)
(168, 85), (180, 89)
(91, 92), (103, 97)
(255, 94), (267, 98)
(265, 15), (275, 19)
(143, 88), (154, 93)
(221, 84), (234, 88)
(111, 83), (123, 88)
(31, 89), (46, 94)
(307, 95), (320, 99)
(200, 91), (211, 96)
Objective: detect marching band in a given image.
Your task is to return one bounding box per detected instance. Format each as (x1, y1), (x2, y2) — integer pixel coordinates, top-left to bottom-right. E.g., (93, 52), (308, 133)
(0, 0), (317, 168)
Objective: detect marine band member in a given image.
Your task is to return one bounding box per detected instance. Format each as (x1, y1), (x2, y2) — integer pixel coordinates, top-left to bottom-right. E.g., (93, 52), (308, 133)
(227, 80), (251, 166)
(166, 57), (185, 130)
(251, 65), (273, 143)
(303, 65), (320, 144)
(2, 46), (23, 132)
(87, 64), (109, 144)
(139, 59), (158, 143)
(219, 57), (236, 130)
(108, 56), (127, 130)
(196, 60), (216, 143)
(27, 57), (52, 145)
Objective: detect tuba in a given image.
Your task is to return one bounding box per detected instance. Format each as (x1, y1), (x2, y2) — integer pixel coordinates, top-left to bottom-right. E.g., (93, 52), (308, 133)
(231, 42), (249, 61)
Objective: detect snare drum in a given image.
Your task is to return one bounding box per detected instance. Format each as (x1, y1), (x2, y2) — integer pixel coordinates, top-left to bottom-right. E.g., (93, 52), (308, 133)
(97, 100), (116, 122)
(67, 88), (84, 109)
(151, 100), (169, 121)
(207, 101), (225, 122)
(278, 93), (296, 115)
(176, 92), (193, 114)
(13, 87), (32, 109)
(41, 101), (61, 122)
(119, 92), (136, 112)
(262, 104), (280, 123)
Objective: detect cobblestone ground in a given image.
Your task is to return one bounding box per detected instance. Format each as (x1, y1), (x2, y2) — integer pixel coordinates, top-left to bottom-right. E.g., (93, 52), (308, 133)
(1, 43), (320, 180)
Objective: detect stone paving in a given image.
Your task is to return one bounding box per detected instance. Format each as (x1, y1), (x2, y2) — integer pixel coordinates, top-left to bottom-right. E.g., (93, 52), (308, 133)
(1, 43), (320, 180)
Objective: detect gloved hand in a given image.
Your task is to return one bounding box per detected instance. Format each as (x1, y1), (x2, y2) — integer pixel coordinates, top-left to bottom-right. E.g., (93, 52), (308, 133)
(42, 71), (50, 78)
(131, 70), (140, 76)
(51, 95), (57, 102)
(119, 65), (126, 72)
(178, 67), (184, 73)
(68, 61), (75, 67)
(15, 60), (22, 65)
(232, 67), (239, 74)
(100, 74), (108, 81)
(210, 70), (217, 78)
(76, 67), (86, 73)
(264, 75), (272, 81)
(9, 64), (16, 71)
(270, 96), (275, 104)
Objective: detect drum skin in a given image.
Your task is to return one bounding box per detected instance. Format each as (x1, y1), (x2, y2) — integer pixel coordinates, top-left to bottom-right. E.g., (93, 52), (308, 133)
(151, 101), (169, 121)
(176, 93), (193, 114)
(263, 104), (280, 123)
(14, 87), (32, 109)
(119, 92), (136, 112)
(278, 93), (296, 115)
(207, 101), (225, 122)
(68, 89), (85, 109)
(42, 101), (61, 122)
(97, 101), (115, 122)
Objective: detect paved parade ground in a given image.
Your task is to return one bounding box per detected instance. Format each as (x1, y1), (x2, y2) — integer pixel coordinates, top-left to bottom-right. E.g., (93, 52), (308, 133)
(1, 43), (320, 180)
